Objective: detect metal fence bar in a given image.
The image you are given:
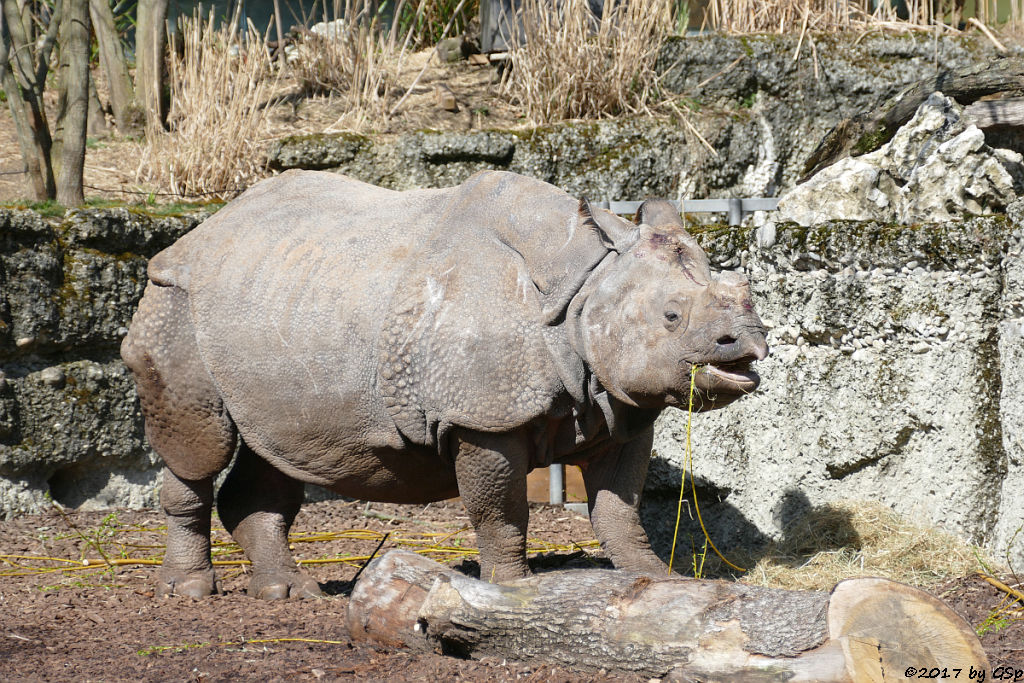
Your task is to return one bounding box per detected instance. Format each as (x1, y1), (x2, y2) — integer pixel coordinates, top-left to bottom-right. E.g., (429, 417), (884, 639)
(593, 198), (780, 226)
(549, 463), (565, 506)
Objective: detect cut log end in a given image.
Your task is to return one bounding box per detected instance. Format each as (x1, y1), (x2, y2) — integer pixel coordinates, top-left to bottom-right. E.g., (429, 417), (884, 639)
(828, 577), (989, 681)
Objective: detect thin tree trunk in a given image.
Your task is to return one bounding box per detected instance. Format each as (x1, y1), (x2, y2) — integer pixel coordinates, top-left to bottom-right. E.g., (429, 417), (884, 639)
(136, 0), (169, 131)
(272, 0), (285, 68)
(87, 73), (109, 136)
(348, 550), (989, 681)
(89, 0), (139, 132)
(1, 0), (60, 198)
(0, 26), (45, 197)
(56, 0), (90, 206)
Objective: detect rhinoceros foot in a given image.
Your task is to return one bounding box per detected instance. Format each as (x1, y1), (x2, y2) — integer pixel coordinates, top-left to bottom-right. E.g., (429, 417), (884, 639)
(248, 570), (323, 600)
(156, 567), (218, 599)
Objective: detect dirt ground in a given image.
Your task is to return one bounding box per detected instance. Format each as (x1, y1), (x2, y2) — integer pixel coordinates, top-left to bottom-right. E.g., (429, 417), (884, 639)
(1, 499), (1021, 681)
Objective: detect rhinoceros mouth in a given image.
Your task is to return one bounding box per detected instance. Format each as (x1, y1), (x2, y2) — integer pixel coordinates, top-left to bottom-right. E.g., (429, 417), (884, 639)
(701, 361), (760, 393)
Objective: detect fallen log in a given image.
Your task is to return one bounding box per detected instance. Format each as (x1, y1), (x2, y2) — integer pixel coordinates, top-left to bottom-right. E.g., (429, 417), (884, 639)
(966, 97), (1024, 129)
(801, 57), (1024, 181)
(346, 550), (988, 681)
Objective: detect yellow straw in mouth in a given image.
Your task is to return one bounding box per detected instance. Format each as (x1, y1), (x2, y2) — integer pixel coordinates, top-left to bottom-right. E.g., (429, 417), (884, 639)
(668, 364), (745, 575)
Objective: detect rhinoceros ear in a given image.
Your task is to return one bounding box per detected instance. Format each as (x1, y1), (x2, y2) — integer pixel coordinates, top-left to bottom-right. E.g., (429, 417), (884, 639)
(635, 198), (687, 231)
(579, 197), (639, 253)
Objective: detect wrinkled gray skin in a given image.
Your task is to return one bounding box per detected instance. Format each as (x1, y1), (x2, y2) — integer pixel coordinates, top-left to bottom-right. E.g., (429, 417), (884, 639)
(121, 170), (767, 599)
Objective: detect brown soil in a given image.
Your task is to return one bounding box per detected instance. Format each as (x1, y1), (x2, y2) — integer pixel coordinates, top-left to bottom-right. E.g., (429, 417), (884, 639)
(1, 499), (1021, 681)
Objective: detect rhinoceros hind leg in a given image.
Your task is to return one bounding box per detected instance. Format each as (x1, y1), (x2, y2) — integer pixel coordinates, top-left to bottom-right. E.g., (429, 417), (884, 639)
(217, 444), (324, 600)
(121, 283), (239, 597)
(156, 470), (219, 598)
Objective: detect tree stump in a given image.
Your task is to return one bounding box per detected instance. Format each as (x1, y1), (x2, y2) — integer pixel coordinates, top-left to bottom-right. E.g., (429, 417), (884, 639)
(346, 550), (988, 681)
(801, 57), (1024, 181)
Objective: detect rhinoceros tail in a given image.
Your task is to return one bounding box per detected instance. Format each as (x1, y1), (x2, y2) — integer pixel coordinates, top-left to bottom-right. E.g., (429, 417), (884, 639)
(148, 246), (192, 289)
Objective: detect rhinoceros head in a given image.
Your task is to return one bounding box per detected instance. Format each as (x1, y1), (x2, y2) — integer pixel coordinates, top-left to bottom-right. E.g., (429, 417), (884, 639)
(576, 199), (768, 412)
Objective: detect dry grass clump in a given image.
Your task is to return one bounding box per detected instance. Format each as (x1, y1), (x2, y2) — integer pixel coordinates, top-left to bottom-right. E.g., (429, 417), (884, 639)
(137, 13), (276, 199)
(704, 0), (1022, 33)
(288, 0), (405, 120)
(706, 0), (856, 33)
(506, 0), (675, 124)
(739, 500), (995, 591)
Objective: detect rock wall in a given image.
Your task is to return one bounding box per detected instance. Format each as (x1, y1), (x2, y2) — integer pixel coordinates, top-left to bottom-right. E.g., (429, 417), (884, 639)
(642, 202), (1024, 570)
(2, 203), (1022, 570)
(0, 208), (204, 516)
(268, 34), (1005, 201)
(778, 92), (1024, 225)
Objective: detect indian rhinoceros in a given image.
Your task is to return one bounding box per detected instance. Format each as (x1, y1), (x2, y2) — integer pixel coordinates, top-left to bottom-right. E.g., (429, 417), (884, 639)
(121, 169), (767, 599)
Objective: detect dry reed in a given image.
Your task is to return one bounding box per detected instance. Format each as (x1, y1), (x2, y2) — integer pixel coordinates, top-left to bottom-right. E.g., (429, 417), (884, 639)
(288, 0), (408, 123)
(137, 12), (276, 199)
(738, 500), (996, 591)
(703, 0), (1022, 34)
(506, 0), (675, 124)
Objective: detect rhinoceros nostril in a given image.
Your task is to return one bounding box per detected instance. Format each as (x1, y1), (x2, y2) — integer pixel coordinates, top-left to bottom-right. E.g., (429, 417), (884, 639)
(716, 335), (737, 346)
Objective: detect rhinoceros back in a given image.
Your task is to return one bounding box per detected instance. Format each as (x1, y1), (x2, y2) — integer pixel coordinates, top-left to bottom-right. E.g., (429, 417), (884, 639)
(147, 170), (588, 465)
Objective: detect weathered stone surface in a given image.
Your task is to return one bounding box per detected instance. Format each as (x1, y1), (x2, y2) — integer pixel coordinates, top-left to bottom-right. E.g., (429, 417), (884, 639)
(61, 207), (201, 253)
(434, 83), (459, 112)
(269, 122), (690, 201)
(0, 211), (62, 354)
(642, 216), (1024, 571)
(779, 93), (1024, 225)
(0, 209), (204, 519)
(436, 38), (465, 63)
(657, 33), (1007, 191)
(267, 132), (369, 171)
(0, 208), (206, 361)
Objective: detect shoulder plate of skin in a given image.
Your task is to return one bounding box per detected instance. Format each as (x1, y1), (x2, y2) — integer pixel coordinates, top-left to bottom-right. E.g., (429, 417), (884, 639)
(377, 171), (630, 443)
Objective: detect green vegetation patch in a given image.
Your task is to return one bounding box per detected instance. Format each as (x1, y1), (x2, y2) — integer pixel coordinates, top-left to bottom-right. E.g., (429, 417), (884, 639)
(0, 198), (221, 221)
(852, 124), (896, 157)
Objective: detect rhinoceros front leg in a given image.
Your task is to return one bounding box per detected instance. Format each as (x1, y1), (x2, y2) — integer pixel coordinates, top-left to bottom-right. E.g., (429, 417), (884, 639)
(580, 428), (671, 575)
(216, 445), (323, 599)
(452, 428), (531, 582)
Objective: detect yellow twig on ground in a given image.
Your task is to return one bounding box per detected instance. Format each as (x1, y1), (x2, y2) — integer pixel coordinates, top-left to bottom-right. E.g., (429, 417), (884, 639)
(0, 531), (601, 577)
(978, 572), (1024, 606)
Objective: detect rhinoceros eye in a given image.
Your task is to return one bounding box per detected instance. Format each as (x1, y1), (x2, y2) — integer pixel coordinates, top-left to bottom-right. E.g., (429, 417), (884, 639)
(663, 308), (683, 331)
